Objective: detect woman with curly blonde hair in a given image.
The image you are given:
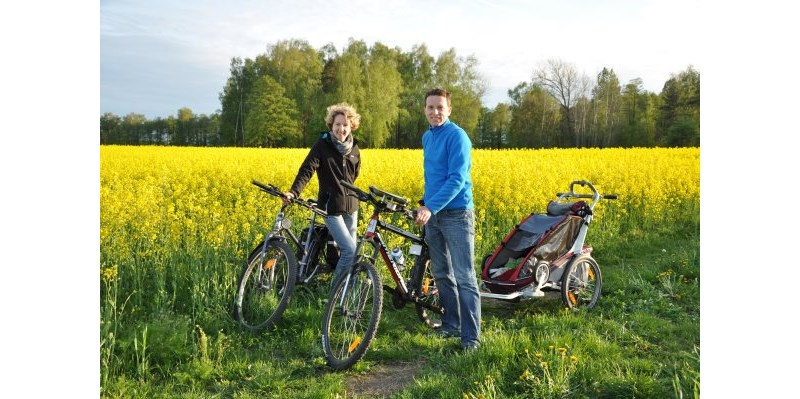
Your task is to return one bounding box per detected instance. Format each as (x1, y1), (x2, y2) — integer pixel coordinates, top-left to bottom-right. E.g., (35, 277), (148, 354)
(284, 103), (362, 285)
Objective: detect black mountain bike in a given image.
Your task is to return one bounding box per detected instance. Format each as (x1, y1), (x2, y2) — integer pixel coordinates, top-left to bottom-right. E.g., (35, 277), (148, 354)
(321, 181), (443, 370)
(233, 180), (339, 331)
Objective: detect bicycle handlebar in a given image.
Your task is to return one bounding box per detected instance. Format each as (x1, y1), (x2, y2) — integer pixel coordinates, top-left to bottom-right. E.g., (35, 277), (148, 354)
(251, 180), (327, 216)
(557, 180), (618, 201)
(340, 180), (371, 202)
(340, 180), (412, 215)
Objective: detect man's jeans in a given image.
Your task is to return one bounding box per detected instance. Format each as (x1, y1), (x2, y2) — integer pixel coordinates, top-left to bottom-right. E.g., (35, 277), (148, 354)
(425, 208), (481, 347)
(326, 211), (358, 287)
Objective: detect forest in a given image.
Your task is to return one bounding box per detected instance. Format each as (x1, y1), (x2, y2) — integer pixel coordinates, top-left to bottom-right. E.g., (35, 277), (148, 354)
(99, 38), (700, 149)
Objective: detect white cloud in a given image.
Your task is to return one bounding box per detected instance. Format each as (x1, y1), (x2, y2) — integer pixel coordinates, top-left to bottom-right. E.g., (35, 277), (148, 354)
(101, 0), (701, 117)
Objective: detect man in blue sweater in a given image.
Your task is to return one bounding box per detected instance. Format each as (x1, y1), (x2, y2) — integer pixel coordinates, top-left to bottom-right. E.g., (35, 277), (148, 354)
(414, 88), (481, 351)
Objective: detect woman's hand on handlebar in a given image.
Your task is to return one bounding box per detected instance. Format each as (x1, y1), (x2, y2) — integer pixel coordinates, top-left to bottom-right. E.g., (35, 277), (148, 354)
(282, 192), (295, 206)
(415, 205), (431, 226)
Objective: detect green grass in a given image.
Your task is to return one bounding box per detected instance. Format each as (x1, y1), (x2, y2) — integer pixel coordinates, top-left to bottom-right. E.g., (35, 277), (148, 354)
(101, 213), (699, 399)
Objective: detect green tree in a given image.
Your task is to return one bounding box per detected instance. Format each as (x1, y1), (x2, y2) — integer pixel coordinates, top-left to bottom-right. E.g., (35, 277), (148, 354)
(589, 68), (622, 147)
(328, 40), (367, 111)
(145, 117), (168, 145)
(658, 66), (700, 146)
(100, 112), (122, 144)
(123, 113), (146, 145)
(174, 107), (193, 145)
(477, 103), (511, 148)
(358, 43), (402, 148)
(218, 57), (257, 146)
(666, 116), (699, 146)
(244, 75), (301, 147)
(259, 39), (324, 146)
(433, 49), (486, 140)
(619, 78), (650, 146)
(533, 59), (591, 147)
(508, 82), (561, 148)
(395, 44), (435, 148)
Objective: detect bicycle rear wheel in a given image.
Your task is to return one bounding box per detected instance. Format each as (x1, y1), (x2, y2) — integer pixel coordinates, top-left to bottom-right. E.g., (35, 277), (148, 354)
(234, 239), (297, 331)
(561, 255), (602, 310)
(321, 261), (382, 370)
(410, 252), (443, 329)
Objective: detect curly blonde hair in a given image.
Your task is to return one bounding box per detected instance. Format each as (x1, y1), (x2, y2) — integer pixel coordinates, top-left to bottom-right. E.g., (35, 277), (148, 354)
(324, 103), (361, 131)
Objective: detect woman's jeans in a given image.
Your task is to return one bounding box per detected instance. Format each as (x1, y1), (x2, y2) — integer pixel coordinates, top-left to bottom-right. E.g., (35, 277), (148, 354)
(325, 211), (358, 287)
(424, 208), (481, 347)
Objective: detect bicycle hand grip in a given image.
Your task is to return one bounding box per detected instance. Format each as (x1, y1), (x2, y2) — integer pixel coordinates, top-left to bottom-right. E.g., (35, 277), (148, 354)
(340, 180), (370, 202)
(604, 194), (618, 200)
(340, 180), (361, 193)
(251, 180), (270, 190)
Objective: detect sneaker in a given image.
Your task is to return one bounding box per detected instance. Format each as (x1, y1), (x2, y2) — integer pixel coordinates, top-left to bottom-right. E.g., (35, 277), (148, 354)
(436, 329), (461, 339)
(461, 341), (480, 352)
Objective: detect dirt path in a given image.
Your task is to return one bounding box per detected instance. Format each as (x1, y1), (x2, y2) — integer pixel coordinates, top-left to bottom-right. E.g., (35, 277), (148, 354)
(345, 359), (427, 398)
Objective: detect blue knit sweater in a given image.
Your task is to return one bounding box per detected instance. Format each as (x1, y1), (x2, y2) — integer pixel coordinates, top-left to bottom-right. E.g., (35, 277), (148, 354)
(421, 119), (474, 214)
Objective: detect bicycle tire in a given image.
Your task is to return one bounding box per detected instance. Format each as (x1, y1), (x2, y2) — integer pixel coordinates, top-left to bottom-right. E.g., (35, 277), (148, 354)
(410, 251), (443, 329)
(560, 255), (602, 310)
(321, 261), (382, 370)
(233, 239), (298, 331)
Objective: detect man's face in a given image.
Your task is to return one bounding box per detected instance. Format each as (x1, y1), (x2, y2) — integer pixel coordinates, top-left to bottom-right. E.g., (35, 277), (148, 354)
(425, 95), (451, 128)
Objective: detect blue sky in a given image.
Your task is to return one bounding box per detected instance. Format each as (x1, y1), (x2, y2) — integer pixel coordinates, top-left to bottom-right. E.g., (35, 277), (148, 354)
(100, 0), (703, 119)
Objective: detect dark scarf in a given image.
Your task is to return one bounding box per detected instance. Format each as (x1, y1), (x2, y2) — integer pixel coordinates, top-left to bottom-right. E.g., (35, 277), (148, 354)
(332, 132), (354, 155)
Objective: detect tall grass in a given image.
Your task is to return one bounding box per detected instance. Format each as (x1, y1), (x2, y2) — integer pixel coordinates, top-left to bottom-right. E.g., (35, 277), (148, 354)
(100, 145), (699, 398)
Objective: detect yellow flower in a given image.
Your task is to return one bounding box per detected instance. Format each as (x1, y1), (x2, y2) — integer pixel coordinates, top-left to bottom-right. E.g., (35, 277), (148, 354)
(520, 368), (530, 380)
(570, 355), (578, 363)
(557, 347), (567, 355)
(101, 264), (119, 283)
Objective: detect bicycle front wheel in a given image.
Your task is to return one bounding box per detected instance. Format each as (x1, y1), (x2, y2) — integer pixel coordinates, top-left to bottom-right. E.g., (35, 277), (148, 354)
(321, 261), (382, 370)
(561, 255), (602, 310)
(410, 252), (443, 329)
(234, 239), (297, 331)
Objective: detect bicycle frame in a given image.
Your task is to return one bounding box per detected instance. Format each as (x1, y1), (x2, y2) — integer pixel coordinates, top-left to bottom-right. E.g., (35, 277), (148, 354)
(355, 209), (425, 297)
(251, 180), (330, 284)
(337, 181), (441, 314)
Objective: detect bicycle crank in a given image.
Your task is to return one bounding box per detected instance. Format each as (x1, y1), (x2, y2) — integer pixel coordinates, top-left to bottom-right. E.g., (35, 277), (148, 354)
(384, 285), (407, 309)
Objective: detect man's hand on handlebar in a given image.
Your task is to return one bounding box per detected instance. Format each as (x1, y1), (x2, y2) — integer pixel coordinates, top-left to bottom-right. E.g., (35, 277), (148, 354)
(415, 205), (431, 226)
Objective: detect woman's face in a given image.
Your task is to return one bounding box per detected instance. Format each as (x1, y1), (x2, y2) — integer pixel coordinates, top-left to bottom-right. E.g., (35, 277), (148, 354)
(331, 113), (351, 141)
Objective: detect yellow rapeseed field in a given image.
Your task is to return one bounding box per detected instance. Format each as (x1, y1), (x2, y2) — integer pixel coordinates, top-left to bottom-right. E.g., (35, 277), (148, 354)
(100, 145), (699, 276)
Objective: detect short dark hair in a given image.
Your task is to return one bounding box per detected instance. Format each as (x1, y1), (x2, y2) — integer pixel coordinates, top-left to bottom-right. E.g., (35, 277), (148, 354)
(424, 88), (451, 108)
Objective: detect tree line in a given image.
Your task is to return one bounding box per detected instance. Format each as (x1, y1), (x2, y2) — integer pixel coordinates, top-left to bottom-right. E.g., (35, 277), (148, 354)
(100, 38), (699, 148)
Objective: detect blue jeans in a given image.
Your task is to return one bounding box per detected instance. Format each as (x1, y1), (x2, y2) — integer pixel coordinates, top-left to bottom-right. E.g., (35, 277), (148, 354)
(425, 208), (481, 347)
(326, 211), (358, 286)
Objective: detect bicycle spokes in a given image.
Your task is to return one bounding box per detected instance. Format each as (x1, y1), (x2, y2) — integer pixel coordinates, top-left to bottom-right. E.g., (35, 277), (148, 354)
(565, 261), (599, 307)
(331, 272), (375, 359)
